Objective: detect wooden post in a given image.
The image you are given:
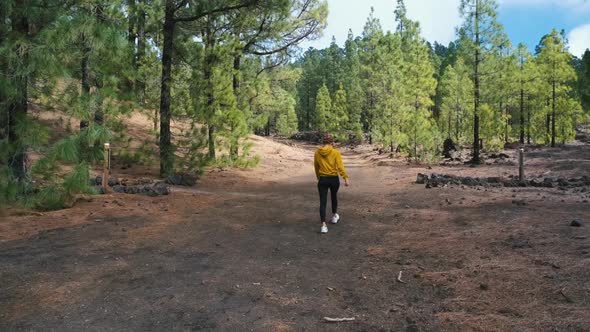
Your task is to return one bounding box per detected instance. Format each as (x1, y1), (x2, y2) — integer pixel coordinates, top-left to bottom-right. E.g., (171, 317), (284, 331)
(518, 148), (524, 181)
(103, 143), (110, 191)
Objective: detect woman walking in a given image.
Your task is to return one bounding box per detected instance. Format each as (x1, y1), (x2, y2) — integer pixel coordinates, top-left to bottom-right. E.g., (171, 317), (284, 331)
(314, 133), (349, 234)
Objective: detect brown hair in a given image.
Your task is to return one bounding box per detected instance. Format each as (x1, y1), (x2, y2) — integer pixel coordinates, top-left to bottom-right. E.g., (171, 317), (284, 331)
(322, 133), (334, 145)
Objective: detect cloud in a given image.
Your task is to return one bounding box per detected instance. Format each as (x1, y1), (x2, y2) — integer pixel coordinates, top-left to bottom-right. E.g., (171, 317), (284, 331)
(568, 23), (590, 57)
(405, 0), (461, 45)
(500, 0), (590, 12)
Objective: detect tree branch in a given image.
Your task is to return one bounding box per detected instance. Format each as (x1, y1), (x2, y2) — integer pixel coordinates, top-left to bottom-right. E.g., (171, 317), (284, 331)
(174, 0), (258, 23)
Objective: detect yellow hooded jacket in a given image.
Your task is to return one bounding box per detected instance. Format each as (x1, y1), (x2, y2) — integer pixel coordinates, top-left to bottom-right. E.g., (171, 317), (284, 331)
(314, 145), (348, 180)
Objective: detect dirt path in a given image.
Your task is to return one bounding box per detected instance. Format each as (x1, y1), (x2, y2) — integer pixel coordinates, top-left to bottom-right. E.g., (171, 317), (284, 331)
(1, 141), (590, 331)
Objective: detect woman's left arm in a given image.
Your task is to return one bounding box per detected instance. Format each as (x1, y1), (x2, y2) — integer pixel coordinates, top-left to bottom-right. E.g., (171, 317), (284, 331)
(336, 151), (349, 186)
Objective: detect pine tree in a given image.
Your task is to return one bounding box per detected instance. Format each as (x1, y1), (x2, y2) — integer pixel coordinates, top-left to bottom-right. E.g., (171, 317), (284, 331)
(359, 7), (384, 144)
(45, 1), (131, 152)
(5, 0), (30, 181)
(536, 29), (578, 146)
(157, 0), (262, 176)
(577, 49), (590, 114)
(229, 0), (327, 157)
(315, 84), (331, 132)
(296, 48), (323, 130)
(439, 59), (473, 143)
(343, 29), (363, 139)
(373, 32), (405, 153)
(247, 63), (301, 137)
(328, 83), (349, 137)
(492, 42), (519, 144)
(432, 41), (459, 118)
(276, 99), (299, 137)
(0, 0), (63, 187)
(395, 1), (438, 160)
(232, 0), (327, 97)
(459, 0), (506, 163)
(514, 43), (537, 143)
(324, 36), (345, 95)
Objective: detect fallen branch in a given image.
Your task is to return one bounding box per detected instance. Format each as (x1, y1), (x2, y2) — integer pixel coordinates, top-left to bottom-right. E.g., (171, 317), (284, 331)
(323, 317), (355, 323)
(396, 271), (407, 284)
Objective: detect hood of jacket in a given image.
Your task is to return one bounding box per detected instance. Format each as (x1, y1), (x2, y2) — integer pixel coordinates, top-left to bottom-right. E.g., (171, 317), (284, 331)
(317, 145), (334, 157)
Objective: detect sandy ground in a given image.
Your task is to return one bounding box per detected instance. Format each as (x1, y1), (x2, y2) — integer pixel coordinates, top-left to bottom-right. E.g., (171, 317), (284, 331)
(1, 120), (590, 331)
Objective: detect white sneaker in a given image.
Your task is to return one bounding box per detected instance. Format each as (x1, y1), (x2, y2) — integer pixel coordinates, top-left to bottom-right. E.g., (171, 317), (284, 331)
(330, 213), (340, 224)
(320, 225), (328, 234)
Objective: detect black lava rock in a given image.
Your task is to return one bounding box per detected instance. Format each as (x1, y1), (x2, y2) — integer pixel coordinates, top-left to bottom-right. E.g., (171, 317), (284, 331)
(416, 173), (429, 184)
(112, 185), (126, 193)
(443, 138), (457, 158)
(166, 173), (198, 186)
(152, 182), (170, 196)
(93, 186), (106, 195)
(93, 176), (103, 186)
(108, 176), (120, 187)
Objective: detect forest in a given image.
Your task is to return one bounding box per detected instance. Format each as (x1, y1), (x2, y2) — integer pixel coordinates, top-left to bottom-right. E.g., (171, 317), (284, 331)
(2, 1), (590, 330)
(1, 0), (590, 210)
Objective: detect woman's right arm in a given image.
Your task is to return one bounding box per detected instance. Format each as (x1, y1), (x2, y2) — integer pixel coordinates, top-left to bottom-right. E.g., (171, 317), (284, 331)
(336, 151), (349, 186)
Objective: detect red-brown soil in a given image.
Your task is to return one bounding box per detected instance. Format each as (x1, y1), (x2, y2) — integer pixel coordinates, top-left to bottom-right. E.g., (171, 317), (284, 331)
(1, 135), (590, 331)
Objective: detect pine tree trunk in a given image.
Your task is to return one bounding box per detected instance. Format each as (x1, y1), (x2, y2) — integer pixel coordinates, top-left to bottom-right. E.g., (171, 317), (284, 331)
(504, 105), (509, 143)
(80, 40), (91, 129)
(204, 22), (216, 160)
(128, 0), (137, 68)
(368, 92), (373, 145)
(9, 0), (29, 180)
(94, 84), (104, 124)
(159, 0), (175, 177)
(551, 78), (556, 147)
(414, 101), (418, 161)
(0, 3), (8, 141)
(136, 0), (146, 103)
(447, 104), (452, 139)
(472, 0), (481, 164)
(527, 101), (531, 144)
(306, 85), (310, 130)
(455, 106), (460, 142)
(390, 117), (394, 153)
(499, 99), (504, 142)
(233, 55), (241, 92)
(208, 125), (215, 159)
(545, 97), (550, 138)
(93, 5), (105, 125)
(519, 55), (525, 144)
(230, 55), (241, 158)
(520, 89), (524, 144)
(123, 0), (137, 93)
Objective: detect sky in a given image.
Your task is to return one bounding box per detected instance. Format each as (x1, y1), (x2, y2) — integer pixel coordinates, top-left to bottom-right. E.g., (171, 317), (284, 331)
(301, 0), (590, 58)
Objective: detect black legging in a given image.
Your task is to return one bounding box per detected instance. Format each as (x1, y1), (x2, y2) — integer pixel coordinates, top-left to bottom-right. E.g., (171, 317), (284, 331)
(318, 176), (340, 222)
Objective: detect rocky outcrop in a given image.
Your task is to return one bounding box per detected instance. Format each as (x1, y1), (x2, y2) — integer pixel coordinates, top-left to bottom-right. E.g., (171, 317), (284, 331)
(112, 182), (170, 196)
(417, 173), (590, 190)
